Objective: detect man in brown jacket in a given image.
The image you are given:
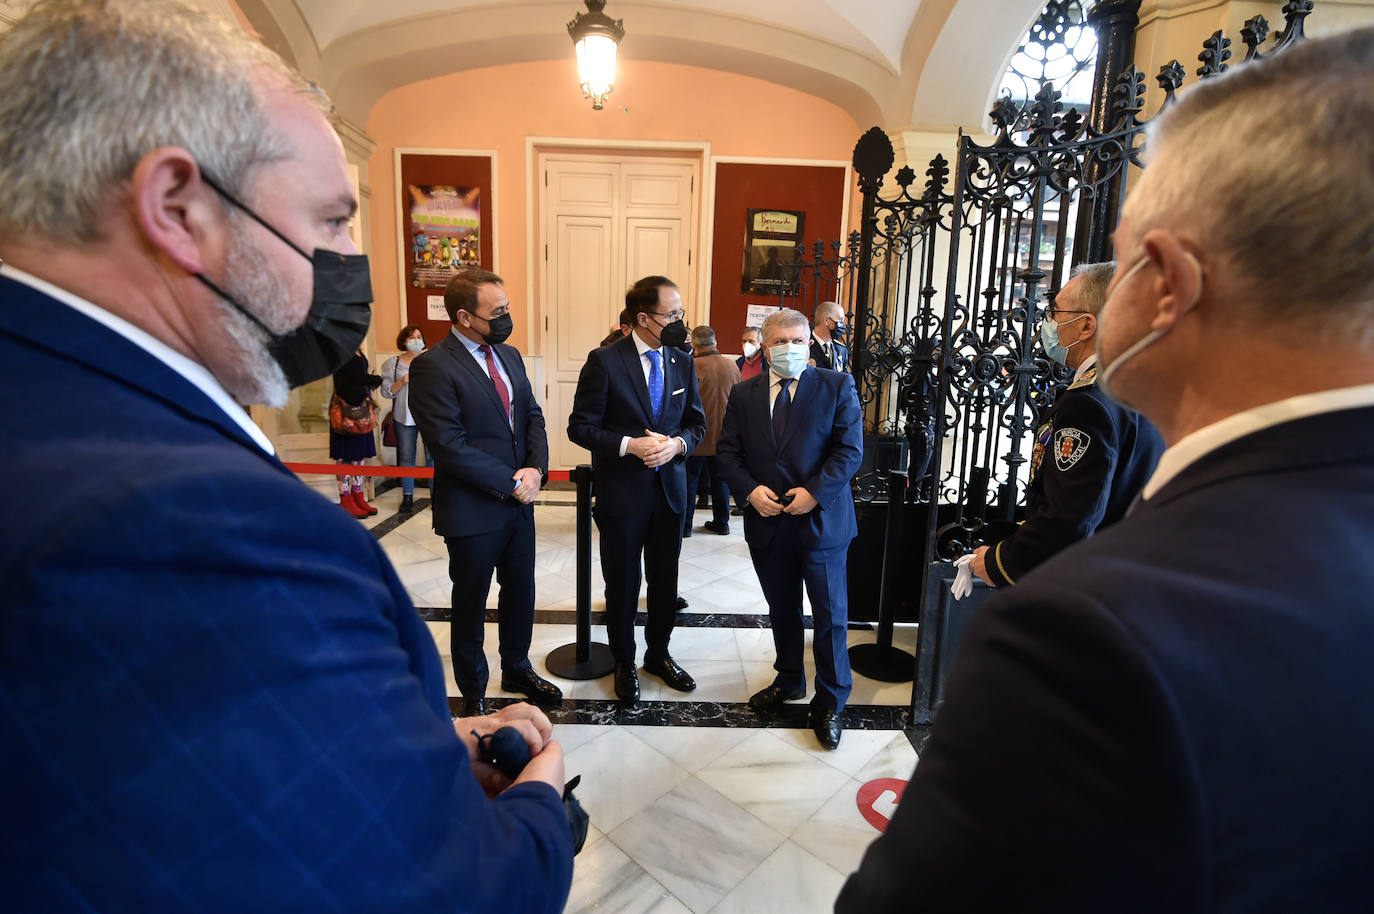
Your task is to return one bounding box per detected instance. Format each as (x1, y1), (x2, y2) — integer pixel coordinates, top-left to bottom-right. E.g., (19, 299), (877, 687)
(684, 325), (742, 536)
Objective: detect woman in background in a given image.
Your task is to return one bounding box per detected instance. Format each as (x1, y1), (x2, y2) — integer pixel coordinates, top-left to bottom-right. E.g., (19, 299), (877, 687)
(380, 324), (432, 513)
(331, 349), (383, 517)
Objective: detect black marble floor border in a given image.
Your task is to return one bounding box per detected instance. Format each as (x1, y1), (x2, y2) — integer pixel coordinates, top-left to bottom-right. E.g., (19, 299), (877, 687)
(367, 498), (432, 539)
(417, 606), (875, 631)
(454, 696), (912, 731)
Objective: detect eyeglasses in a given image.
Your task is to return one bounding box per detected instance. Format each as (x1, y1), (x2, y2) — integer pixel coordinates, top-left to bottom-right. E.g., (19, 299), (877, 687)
(1045, 307), (1091, 321)
(650, 310), (685, 323)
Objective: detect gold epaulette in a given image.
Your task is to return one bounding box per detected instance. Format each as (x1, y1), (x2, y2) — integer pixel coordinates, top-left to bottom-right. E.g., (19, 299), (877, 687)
(1067, 365), (1098, 390)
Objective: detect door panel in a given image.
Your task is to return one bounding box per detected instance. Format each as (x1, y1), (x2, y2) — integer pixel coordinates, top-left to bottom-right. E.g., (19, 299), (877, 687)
(540, 154), (699, 470)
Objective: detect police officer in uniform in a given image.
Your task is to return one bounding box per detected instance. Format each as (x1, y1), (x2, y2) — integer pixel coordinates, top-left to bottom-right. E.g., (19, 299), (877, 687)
(971, 263), (1165, 588)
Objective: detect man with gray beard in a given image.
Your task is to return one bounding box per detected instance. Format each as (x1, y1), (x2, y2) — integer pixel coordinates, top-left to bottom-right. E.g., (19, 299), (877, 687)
(0, 2), (573, 912)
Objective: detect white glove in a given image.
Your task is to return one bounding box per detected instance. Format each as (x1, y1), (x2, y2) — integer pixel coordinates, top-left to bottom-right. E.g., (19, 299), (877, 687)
(952, 554), (974, 600)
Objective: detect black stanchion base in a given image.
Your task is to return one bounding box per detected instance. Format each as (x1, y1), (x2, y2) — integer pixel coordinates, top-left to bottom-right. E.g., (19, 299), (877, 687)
(545, 642), (616, 681)
(849, 642), (916, 683)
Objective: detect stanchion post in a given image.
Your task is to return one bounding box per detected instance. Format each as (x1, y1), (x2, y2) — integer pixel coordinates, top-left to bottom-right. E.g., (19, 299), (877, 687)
(544, 464), (616, 679)
(848, 469), (917, 682)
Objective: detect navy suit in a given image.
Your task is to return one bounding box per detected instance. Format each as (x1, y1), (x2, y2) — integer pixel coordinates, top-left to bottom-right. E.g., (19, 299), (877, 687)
(568, 334), (706, 663)
(716, 367), (863, 710)
(408, 331), (547, 698)
(837, 405), (1374, 912)
(0, 274), (572, 913)
(810, 335), (849, 372)
(984, 364), (1164, 586)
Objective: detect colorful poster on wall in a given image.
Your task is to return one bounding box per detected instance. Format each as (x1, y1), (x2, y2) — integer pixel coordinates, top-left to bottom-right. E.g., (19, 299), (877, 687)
(742, 208), (805, 295)
(408, 184), (482, 290)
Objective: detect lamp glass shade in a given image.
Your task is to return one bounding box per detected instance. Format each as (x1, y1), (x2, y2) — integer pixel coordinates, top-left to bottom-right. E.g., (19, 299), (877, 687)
(575, 33), (617, 108)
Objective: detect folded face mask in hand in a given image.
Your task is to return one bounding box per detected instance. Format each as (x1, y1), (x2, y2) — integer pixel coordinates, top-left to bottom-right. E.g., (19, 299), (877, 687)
(952, 554), (974, 600)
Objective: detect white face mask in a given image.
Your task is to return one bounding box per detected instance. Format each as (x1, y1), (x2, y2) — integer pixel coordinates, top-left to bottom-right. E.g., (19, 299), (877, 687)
(1097, 253), (1202, 407)
(405, 338), (425, 354)
(743, 342), (760, 359)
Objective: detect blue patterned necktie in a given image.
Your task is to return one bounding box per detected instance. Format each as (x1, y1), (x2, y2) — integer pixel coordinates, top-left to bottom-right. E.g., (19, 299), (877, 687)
(772, 378), (792, 442)
(647, 349), (663, 424)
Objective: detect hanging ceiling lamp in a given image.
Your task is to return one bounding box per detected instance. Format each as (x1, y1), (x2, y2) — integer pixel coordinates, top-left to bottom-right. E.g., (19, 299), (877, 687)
(567, 0), (625, 110)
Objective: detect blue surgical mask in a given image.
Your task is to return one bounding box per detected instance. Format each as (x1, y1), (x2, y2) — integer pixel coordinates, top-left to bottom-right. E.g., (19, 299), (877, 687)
(768, 342), (809, 378)
(1039, 312), (1086, 365)
(405, 338), (425, 354)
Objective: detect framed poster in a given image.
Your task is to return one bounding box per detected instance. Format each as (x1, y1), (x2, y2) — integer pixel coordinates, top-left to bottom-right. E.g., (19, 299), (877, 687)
(741, 208), (804, 295)
(394, 149), (498, 343)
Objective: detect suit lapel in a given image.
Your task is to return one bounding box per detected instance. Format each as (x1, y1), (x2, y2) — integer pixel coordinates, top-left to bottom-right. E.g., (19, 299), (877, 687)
(442, 332), (509, 427)
(757, 372), (780, 451)
(0, 274), (278, 462)
(617, 335), (656, 427)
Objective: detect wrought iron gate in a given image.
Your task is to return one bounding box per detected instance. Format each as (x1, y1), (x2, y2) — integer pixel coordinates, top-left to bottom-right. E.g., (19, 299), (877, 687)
(776, 0), (1314, 722)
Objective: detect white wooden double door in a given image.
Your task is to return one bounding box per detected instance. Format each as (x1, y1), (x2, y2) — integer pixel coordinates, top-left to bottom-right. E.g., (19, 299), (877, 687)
(540, 154), (700, 470)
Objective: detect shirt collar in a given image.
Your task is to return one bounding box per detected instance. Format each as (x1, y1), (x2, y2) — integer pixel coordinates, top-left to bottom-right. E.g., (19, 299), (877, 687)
(1073, 352), (1098, 381)
(452, 325), (485, 355)
(632, 328), (661, 360)
(769, 365), (806, 387)
(1, 263), (274, 455)
(1143, 382), (1374, 500)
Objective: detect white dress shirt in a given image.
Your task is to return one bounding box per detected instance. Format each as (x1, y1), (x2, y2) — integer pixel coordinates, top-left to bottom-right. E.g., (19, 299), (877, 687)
(1, 262), (274, 454)
(1142, 382), (1374, 500)
(768, 364), (809, 417)
(618, 330), (686, 458)
(812, 330), (833, 366)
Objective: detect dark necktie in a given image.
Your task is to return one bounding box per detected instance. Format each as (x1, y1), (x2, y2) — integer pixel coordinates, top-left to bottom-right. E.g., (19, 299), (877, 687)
(772, 378), (792, 442)
(478, 344), (512, 424)
(646, 349), (663, 424)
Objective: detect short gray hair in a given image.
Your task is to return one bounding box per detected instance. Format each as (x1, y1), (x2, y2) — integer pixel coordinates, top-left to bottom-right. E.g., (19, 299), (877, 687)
(743, 325), (762, 338)
(1066, 262), (1116, 315)
(815, 300), (844, 322)
(0, 0), (327, 243)
(690, 325), (716, 349)
(1124, 26), (1374, 334)
(761, 308), (809, 341)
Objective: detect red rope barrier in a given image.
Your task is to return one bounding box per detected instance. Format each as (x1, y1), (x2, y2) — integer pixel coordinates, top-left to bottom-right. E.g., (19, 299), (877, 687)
(284, 462), (572, 482)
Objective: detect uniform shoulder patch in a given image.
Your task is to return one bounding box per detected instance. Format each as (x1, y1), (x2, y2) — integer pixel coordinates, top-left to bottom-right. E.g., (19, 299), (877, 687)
(1054, 427), (1091, 470)
(1067, 365), (1098, 390)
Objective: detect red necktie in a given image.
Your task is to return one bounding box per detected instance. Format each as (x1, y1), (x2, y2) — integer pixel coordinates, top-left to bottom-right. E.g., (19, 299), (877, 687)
(478, 344), (512, 422)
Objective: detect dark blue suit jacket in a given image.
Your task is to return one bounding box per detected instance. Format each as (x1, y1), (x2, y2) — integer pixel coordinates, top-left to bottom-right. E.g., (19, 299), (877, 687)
(716, 367), (863, 550)
(838, 404), (1374, 912)
(567, 334), (706, 516)
(408, 331), (547, 538)
(0, 275), (572, 913)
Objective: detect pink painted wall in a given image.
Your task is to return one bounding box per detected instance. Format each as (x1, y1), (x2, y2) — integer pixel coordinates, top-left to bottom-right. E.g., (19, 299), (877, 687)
(365, 57), (861, 352)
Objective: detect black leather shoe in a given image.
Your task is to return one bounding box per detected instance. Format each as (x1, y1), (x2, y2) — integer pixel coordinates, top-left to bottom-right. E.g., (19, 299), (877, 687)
(696, 494), (710, 508)
(682, 526), (693, 538)
(749, 684), (805, 711)
(614, 663), (640, 704)
(501, 667), (564, 708)
(810, 704), (843, 751)
(399, 494), (414, 513)
(703, 520), (730, 535)
(675, 595), (689, 610)
(462, 696), (487, 717)
(730, 506), (743, 516)
(643, 654), (696, 692)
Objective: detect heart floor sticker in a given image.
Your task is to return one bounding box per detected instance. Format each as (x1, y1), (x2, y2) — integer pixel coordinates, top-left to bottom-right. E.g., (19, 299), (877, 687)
(856, 778), (908, 832)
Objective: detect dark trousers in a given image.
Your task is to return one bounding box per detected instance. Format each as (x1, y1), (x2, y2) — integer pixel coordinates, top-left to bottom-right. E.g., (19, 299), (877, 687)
(595, 483), (683, 664)
(748, 521), (854, 711)
(684, 455), (729, 531)
(445, 509), (535, 698)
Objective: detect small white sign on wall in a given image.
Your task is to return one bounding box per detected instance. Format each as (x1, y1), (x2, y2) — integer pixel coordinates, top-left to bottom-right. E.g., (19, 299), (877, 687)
(426, 295), (448, 322)
(745, 303), (780, 329)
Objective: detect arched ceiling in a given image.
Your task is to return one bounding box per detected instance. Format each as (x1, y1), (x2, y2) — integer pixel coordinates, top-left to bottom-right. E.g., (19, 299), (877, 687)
(236, 0), (1047, 132)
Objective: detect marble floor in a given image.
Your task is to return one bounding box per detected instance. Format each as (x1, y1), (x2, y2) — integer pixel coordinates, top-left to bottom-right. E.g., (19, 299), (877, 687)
(352, 482), (924, 914)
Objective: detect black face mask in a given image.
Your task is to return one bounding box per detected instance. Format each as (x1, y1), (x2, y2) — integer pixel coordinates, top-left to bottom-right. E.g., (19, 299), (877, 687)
(658, 318), (689, 350)
(477, 312), (514, 346)
(197, 173), (373, 389)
